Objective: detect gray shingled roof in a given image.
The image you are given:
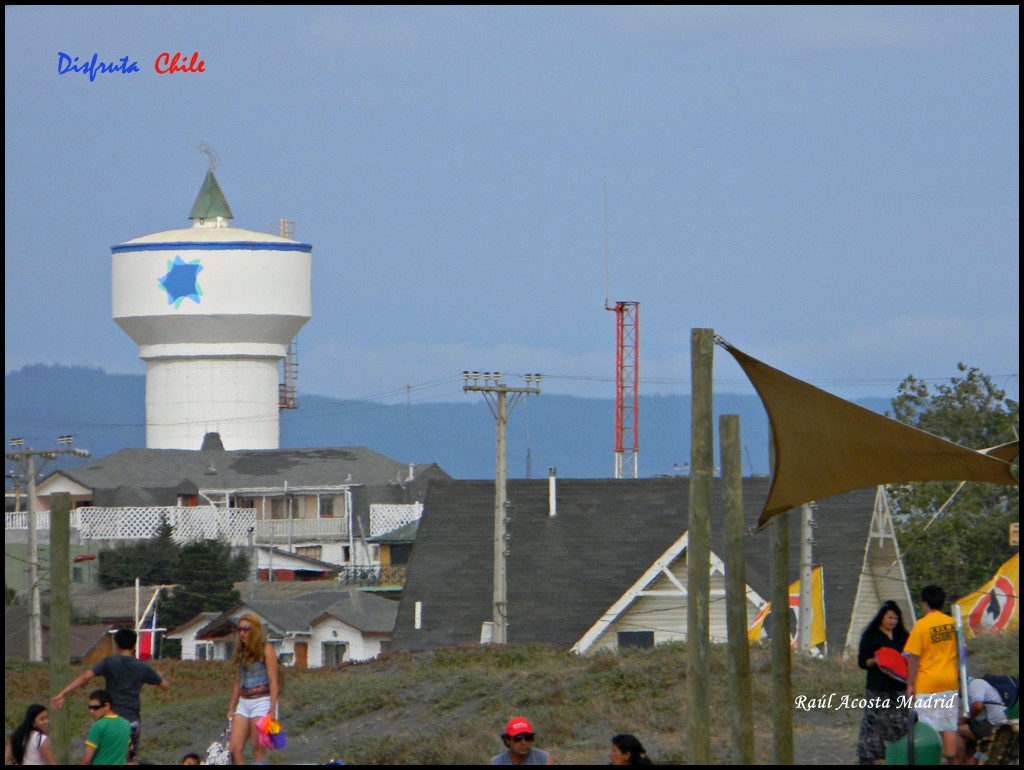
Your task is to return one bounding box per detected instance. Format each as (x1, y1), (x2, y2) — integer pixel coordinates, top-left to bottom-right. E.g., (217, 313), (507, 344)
(69, 584), (171, 624)
(50, 446), (449, 511)
(367, 520), (419, 544)
(391, 477), (878, 654)
(202, 588), (397, 637)
(4, 604), (111, 662)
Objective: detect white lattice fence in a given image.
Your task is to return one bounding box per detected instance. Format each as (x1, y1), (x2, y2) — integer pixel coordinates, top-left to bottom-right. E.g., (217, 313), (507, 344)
(76, 507), (256, 544)
(369, 503), (423, 537)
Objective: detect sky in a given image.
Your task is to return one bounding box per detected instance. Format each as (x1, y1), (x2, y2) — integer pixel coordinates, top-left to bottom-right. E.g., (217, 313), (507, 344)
(4, 6), (1019, 409)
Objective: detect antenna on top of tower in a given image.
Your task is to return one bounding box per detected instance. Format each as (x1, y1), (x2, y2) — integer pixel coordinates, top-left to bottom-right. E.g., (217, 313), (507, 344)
(604, 184), (610, 311)
(197, 141), (220, 172)
(602, 186), (639, 478)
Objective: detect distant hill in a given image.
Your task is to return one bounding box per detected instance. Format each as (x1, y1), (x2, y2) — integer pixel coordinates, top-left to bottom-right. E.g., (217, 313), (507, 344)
(4, 364), (892, 480)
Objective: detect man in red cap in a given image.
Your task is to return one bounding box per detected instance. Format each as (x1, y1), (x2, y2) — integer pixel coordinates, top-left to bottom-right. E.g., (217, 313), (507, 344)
(490, 716), (556, 765)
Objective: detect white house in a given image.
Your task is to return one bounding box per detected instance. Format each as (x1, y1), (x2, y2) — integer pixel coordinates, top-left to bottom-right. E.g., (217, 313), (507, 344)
(168, 588), (397, 668)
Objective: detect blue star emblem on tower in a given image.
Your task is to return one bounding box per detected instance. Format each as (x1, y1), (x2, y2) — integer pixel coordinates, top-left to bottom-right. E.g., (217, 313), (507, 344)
(159, 256), (204, 308)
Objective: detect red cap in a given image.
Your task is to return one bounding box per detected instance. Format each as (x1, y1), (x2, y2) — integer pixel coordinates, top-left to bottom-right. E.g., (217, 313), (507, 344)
(505, 717), (533, 737)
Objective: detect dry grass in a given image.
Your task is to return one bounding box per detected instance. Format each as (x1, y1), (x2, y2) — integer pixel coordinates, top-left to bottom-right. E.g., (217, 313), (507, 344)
(5, 632), (1018, 765)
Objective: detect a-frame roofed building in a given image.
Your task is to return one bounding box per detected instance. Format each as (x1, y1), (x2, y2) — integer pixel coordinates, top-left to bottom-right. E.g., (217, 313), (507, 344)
(391, 477), (904, 655)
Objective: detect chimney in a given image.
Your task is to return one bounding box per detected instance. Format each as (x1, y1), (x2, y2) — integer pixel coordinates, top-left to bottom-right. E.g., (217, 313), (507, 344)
(200, 432), (225, 452)
(548, 467), (557, 518)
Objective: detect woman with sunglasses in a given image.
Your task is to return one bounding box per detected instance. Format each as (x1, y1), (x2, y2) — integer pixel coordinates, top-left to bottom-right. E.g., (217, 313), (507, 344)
(226, 614), (279, 765)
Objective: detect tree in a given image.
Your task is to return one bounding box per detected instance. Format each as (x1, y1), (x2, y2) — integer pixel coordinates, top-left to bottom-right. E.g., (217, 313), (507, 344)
(888, 364), (1019, 603)
(159, 539), (249, 632)
(98, 517), (179, 588)
(95, 524), (249, 657)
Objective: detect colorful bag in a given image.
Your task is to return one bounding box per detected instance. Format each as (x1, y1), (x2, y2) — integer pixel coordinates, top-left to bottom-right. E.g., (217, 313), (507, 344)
(255, 715), (286, 751)
(204, 721), (232, 765)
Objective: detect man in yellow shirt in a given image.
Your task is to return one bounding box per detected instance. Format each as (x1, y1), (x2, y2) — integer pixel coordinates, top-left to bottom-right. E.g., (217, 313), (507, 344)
(905, 585), (960, 764)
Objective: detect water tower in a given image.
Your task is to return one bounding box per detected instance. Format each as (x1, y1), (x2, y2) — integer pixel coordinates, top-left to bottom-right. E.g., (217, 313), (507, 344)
(112, 170), (312, 450)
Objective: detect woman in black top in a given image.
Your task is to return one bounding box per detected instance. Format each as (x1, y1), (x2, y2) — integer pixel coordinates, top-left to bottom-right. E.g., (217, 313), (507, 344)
(855, 600), (910, 764)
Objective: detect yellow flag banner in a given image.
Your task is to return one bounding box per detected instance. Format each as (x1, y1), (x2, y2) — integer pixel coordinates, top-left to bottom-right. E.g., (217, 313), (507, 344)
(718, 340), (1019, 527)
(748, 566), (827, 649)
(954, 553), (1019, 638)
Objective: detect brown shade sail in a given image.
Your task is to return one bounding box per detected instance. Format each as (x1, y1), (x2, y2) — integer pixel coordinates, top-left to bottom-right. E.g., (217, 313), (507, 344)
(719, 341), (1019, 527)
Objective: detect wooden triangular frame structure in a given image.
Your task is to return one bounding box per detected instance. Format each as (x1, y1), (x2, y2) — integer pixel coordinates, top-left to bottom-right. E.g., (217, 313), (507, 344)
(844, 486), (917, 652)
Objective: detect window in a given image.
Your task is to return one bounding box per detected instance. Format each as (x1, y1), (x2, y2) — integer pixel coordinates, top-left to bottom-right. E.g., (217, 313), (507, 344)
(390, 544), (412, 566)
(617, 631), (655, 649)
(319, 495), (335, 518)
(295, 545), (323, 561)
(271, 498), (291, 519)
(322, 642), (348, 668)
(195, 642), (215, 661)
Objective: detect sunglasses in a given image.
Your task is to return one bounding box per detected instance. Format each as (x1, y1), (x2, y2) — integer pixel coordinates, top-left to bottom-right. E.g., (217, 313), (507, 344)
(237, 626), (252, 633)
(87, 704), (104, 711)
(510, 734), (535, 743)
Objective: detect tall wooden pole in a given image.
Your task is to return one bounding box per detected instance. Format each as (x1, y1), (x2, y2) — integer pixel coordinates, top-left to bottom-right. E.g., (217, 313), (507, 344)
(770, 510), (794, 763)
(26, 453), (43, 662)
(49, 492), (72, 765)
(463, 373), (541, 644)
(493, 388), (509, 643)
(798, 503), (814, 654)
(687, 328), (713, 765)
(721, 415), (754, 764)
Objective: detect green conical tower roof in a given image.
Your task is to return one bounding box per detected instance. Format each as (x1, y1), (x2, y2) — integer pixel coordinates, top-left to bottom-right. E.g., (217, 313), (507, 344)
(188, 170), (234, 222)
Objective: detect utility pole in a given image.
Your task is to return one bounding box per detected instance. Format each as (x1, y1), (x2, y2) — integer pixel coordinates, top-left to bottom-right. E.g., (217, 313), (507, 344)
(5, 437), (90, 663)
(462, 371), (542, 644)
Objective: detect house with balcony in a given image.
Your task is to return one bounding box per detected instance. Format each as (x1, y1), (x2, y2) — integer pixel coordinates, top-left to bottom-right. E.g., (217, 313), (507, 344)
(8, 434), (446, 586)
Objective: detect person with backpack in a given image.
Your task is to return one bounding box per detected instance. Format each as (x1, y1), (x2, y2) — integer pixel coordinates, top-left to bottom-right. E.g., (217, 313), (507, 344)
(957, 675), (1014, 762)
(4, 704), (56, 765)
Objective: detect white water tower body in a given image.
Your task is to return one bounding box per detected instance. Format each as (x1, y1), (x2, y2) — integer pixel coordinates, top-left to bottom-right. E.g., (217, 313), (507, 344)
(112, 172), (312, 449)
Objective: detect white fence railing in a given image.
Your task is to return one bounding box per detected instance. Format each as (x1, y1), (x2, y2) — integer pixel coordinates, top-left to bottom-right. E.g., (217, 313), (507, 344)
(255, 517), (348, 541)
(6, 507), (351, 546)
(73, 507), (257, 543)
(5, 510), (82, 530)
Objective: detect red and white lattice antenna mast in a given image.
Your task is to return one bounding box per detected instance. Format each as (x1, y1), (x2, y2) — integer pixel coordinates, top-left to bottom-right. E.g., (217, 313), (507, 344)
(609, 302), (639, 478)
(604, 187), (639, 478)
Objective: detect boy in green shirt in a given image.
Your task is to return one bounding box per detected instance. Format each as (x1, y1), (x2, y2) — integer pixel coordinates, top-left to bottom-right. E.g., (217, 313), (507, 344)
(81, 690), (131, 765)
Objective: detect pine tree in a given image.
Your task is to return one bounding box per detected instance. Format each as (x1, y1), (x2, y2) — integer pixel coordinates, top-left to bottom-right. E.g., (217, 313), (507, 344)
(98, 516), (179, 588)
(159, 539), (249, 631)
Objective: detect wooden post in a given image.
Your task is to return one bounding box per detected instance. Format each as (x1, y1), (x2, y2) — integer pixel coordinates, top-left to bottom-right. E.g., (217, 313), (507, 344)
(49, 492), (72, 765)
(798, 504), (814, 654)
(687, 328), (714, 765)
(721, 414), (754, 764)
(770, 510), (794, 764)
